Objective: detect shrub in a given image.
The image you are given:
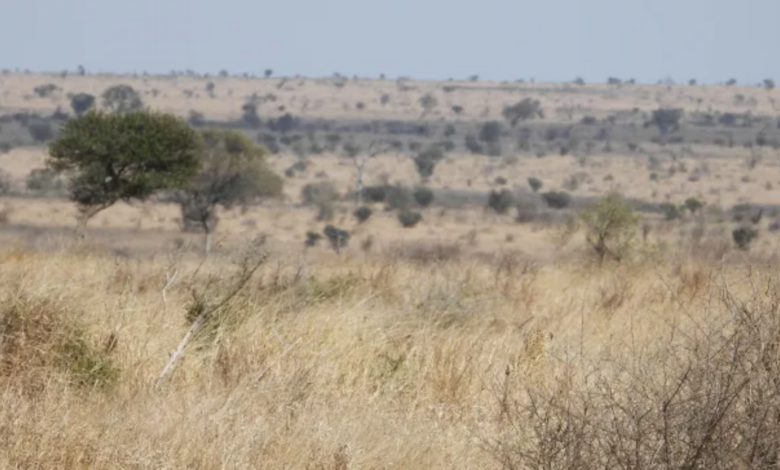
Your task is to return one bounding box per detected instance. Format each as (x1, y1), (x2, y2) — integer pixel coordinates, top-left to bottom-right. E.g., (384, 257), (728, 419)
(464, 135), (483, 154)
(647, 108), (683, 135)
(660, 202), (681, 221)
(541, 191), (572, 209)
(764, 79), (776, 91)
(527, 177), (543, 193)
(353, 206), (373, 223)
(502, 98), (544, 125)
(101, 84), (143, 113)
(578, 193), (639, 262)
(418, 93), (438, 115)
(479, 121), (502, 145)
(28, 122), (53, 143)
(47, 110), (199, 234)
(487, 189), (516, 214)
(69, 93), (95, 116)
(241, 102), (261, 128)
(362, 185), (388, 203)
(413, 186), (434, 207)
(323, 225), (349, 253)
(733, 226), (758, 250)
(685, 197), (704, 214)
(385, 185), (413, 211)
(305, 231), (322, 247)
(301, 181), (339, 221)
(33, 83), (59, 98)
(494, 176), (508, 186)
(398, 209), (423, 228)
(413, 145), (445, 180)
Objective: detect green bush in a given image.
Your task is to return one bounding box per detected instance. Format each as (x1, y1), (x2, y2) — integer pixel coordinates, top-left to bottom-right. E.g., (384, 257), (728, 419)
(101, 84), (143, 113)
(301, 181), (339, 221)
(26, 168), (64, 194)
(398, 210), (423, 228)
(487, 189), (516, 214)
(660, 202), (682, 221)
(413, 186), (435, 207)
(362, 185), (388, 203)
(541, 191), (572, 209)
(354, 206), (373, 223)
(733, 227), (758, 250)
(578, 193), (639, 262)
(69, 93), (96, 116)
(527, 177), (543, 193)
(323, 225), (350, 253)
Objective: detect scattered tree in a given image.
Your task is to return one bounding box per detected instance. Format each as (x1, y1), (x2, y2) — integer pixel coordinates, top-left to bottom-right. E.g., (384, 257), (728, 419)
(578, 192), (638, 263)
(502, 98), (544, 126)
(47, 110), (199, 236)
(764, 79), (776, 91)
(101, 85), (143, 113)
(175, 128), (283, 253)
(419, 93), (438, 117)
(302, 181), (339, 221)
(33, 84), (58, 98)
(733, 226), (758, 250)
(527, 177), (543, 193)
(541, 191), (572, 209)
(353, 206), (372, 223)
(69, 93), (95, 116)
(413, 144), (445, 181)
(647, 108), (683, 137)
(398, 209), (423, 228)
(487, 189), (516, 214)
(323, 225), (349, 254)
(684, 197), (704, 214)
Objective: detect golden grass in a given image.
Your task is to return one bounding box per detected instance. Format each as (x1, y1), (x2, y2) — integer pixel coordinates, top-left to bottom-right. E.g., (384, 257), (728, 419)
(0, 242), (776, 469)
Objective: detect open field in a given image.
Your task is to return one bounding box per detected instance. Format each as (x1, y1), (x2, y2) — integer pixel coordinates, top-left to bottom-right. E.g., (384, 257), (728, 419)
(2, 72), (780, 468)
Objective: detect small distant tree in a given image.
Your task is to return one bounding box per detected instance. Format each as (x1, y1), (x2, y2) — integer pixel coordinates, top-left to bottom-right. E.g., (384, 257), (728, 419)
(487, 189), (516, 214)
(541, 191), (572, 209)
(241, 101), (261, 128)
(302, 181), (339, 221)
(578, 192), (638, 263)
(354, 206), (372, 223)
(733, 227), (758, 250)
(479, 121), (503, 156)
(323, 225), (349, 254)
(264, 69), (273, 79)
(398, 209), (423, 228)
(764, 79), (776, 91)
(175, 128), (283, 254)
(343, 140), (392, 207)
(419, 93), (438, 118)
(101, 84), (143, 113)
(684, 197), (704, 214)
(502, 98), (544, 126)
(33, 84), (58, 98)
(413, 144), (445, 181)
(69, 93), (95, 116)
(647, 108), (683, 137)
(726, 78), (737, 86)
(573, 77), (586, 86)
(28, 122), (53, 143)
(47, 110), (199, 236)
(452, 105), (464, 116)
(527, 177), (543, 193)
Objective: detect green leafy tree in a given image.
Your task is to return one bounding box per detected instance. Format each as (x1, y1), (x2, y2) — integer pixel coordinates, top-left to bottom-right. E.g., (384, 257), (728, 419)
(647, 108), (683, 136)
(47, 110), (199, 235)
(578, 193), (639, 263)
(101, 84), (143, 113)
(418, 93), (438, 117)
(175, 128), (283, 253)
(684, 197), (704, 214)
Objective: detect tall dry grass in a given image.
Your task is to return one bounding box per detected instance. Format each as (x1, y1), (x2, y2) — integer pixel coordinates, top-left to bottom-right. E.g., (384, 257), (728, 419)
(1, 244), (779, 469)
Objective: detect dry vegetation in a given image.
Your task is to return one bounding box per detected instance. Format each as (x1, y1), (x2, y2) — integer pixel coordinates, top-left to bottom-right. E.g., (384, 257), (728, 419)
(2, 70), (780, 468)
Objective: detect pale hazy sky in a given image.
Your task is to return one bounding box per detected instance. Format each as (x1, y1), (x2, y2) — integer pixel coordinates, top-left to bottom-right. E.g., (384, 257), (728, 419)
(3, 0), (779, 84)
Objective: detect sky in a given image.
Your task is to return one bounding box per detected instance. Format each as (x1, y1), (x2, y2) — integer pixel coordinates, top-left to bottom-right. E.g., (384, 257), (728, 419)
(2, 0), (779, 85)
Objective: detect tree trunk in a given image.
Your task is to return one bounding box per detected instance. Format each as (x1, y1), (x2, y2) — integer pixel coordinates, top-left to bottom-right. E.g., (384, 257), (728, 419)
(356, 162), (365, 207)
(75, 204), (109, 240)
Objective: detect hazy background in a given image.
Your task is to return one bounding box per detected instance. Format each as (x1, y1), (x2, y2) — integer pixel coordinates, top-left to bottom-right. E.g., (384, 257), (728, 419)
(3, 0), (779, 84)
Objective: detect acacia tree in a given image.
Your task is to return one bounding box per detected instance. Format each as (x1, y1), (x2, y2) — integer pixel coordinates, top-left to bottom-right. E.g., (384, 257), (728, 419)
(101, 84), (143, 113)
(175, 128), (283, 253)
(343, 140), (392, 207)
(578, 192), (638, 263)
(47, 110), (200, 236)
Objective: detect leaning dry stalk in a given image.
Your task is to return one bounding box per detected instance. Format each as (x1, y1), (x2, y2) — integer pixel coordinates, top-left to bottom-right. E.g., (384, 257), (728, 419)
(156, 253), (266, 388)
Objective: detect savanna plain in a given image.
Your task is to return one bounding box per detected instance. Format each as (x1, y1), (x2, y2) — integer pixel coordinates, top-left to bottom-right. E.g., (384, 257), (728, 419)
(2, 70), (780, 469)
